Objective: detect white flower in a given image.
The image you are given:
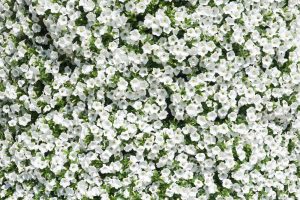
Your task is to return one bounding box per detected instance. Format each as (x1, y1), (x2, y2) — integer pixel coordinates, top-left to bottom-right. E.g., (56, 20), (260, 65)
(82, 64), (94, 74)
(129, 30), (141, 42)
(5, 84), (17, 99)
(136, 2), (147, 14)
(77, 180), (88, 194)
(186, 103), (199, 117)
(18, 114), (31, 126)
(79, 0), (95, 12)
(130, 78), (149, 91)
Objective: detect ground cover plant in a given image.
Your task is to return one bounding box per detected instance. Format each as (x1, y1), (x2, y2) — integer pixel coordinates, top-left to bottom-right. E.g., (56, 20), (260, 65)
(1, 0), (300, 199)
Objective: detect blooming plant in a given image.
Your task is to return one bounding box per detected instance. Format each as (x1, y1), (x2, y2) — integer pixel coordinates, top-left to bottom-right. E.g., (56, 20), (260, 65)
(1, 0), (300, 199)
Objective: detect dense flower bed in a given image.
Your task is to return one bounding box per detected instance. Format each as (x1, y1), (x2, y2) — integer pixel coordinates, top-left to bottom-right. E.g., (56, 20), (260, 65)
(1, 0), (300, 199)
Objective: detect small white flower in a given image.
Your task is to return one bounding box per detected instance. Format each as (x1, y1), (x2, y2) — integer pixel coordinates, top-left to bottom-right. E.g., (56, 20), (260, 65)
(18, 114), (31, 126)
(79, 0), (95, 12)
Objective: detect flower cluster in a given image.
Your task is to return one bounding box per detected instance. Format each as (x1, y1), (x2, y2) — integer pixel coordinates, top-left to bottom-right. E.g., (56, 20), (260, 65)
(1, 0), (300, 199)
